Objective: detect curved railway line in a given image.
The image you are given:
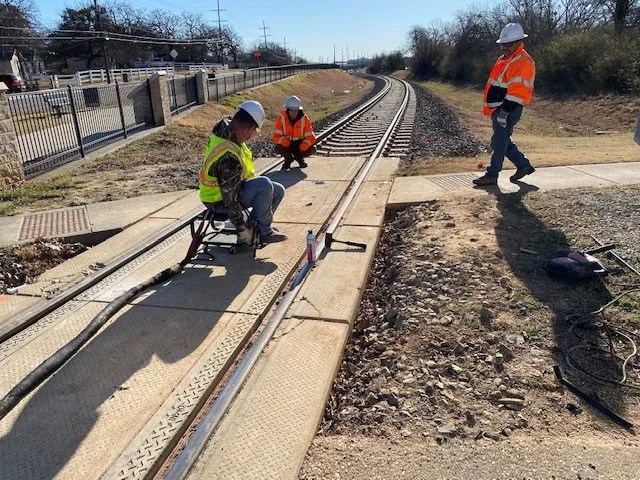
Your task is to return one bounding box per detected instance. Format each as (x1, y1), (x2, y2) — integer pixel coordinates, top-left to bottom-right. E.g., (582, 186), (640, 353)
(0, 75), (414, 480)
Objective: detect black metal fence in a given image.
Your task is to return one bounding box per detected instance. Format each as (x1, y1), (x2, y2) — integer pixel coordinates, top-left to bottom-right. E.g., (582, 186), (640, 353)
(7, 81), (154, 178)
(207, 64), (336, 102)
(168, 75), (198, 116)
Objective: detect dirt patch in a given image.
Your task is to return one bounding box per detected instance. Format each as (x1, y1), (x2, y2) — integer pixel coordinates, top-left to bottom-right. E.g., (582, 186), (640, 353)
(402, 80), (640, 176)
(0, 240), (88, 294)
(1, 70), (373, 216)
(301, 185), (640, 477)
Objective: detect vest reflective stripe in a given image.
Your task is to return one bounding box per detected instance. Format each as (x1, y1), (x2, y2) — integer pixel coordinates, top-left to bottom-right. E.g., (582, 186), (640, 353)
(483, 45), (535, 115)
(199, 135), (256, 203)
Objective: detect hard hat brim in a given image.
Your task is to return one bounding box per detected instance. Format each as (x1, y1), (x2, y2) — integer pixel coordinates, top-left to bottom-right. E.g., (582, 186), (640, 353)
(496, 33), (528, 44)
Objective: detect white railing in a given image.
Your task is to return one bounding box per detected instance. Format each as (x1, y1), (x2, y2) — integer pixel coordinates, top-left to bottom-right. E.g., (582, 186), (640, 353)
(28, 67), (177, 88)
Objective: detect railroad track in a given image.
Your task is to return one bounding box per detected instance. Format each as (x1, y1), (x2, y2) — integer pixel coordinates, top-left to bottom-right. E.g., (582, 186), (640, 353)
(0, 75), (414, 480)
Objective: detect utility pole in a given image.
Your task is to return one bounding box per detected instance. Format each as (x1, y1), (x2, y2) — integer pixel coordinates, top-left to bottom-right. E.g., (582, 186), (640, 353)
(333, 43), (336, 64)
(94, 0), (111, 83)
(214, 0), (225, 64)
(341, 46), (344, 67)
(283, 37), (287, 57)
(261, 21), (270, 49)
(293, 48), (296, 64)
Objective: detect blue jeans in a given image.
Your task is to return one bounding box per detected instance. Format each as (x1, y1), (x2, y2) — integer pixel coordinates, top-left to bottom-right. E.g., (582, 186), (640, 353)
(486, 106), (532, 178)
(240, 177), (285, 235)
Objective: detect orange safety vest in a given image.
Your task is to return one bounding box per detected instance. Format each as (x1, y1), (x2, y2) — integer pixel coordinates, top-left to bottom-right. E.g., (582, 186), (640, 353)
(272, 111), (317, 152)
(483, 43), (535, 116)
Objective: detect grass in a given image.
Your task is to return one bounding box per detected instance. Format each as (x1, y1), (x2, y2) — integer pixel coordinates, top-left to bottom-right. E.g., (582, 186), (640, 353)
(401, 80), (640, 176)
(522, 324), (541, 340)
(0, 175), (75, 215)
(2, 69), (373, 216)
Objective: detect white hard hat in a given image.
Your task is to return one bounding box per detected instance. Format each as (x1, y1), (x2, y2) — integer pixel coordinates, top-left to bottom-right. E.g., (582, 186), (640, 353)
(285, 95), (302, 110)
(237, 100), (265, 128)
(497, 23), (528, 44)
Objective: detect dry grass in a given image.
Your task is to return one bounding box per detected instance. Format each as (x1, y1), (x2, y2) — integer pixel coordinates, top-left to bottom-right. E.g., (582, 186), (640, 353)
(3, 70), (372, 215)
(407, 80), (640, 176)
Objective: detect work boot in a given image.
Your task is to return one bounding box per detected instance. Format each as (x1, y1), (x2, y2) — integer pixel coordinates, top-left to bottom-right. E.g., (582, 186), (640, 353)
(472, 175), (498, 186)
(510, 166), (535, 183)
(297, 159), (308, 168)
(262, 230), (288, 244)
(281, 160), (292, 171)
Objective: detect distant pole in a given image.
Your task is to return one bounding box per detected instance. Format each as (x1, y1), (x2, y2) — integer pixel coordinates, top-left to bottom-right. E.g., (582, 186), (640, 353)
(333, 43), (336, 64)
(261, 21), (270, 49)
(284, 37), (287, 56)
(94, 0), (111, 83)
(215, 0), (225, 64)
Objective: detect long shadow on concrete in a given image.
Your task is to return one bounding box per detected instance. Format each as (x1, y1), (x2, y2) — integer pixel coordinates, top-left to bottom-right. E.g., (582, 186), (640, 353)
(492, 187), (629, 424)
(0, 255), (276, 479)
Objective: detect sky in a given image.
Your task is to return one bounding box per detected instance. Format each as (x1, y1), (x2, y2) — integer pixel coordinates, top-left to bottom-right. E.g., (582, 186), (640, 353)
(36, 0), (476, 62)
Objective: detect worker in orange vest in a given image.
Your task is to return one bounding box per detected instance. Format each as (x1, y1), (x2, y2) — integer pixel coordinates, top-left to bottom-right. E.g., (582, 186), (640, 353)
(474, 23), (536, 186)
(272, 96), (317, 170)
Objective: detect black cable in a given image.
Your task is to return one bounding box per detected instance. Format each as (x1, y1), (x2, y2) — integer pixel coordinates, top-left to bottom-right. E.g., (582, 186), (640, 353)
(565, 288), (640, 389)
(0, 263), (183, 421)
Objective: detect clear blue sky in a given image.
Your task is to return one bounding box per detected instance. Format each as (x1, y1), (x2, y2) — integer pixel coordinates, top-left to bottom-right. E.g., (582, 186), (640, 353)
(36, 0), (476, 61)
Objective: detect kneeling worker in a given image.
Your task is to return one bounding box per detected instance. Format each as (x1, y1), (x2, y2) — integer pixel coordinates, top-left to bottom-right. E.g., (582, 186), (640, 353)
(272, 95), (317, 170)
(199, 100), (287, 244)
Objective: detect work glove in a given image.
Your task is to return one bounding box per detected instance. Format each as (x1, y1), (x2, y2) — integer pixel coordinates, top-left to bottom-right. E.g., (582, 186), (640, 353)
(237, 226), (253, 244)
(496, 109), (509, 128)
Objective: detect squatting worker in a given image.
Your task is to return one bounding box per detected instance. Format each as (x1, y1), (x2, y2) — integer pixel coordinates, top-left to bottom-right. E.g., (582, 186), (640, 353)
(272, 95), (317, 170)
(474, 23), (536, 186)
(199, 100), (287, 244)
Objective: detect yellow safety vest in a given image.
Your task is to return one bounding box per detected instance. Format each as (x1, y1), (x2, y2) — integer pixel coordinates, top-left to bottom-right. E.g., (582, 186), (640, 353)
(198, 134), (257, 203)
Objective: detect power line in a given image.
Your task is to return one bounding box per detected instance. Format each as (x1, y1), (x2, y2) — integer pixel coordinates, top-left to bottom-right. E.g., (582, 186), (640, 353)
(0, 35), (215, 45)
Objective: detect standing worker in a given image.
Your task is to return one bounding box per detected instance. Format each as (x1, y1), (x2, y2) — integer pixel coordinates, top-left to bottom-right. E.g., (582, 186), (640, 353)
(199, 100), (288, 244)
(272, 95), (317, 170)
(473, 23), (536, 186)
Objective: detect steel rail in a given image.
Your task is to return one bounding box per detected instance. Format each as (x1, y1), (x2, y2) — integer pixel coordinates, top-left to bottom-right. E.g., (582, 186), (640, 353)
(165, 77), (411, 480)
(0, 78), (392, 346)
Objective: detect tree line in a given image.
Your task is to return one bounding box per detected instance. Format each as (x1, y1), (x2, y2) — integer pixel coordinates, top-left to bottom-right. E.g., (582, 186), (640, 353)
(0, 0), (307, 73)
(371, 0), (640, 94)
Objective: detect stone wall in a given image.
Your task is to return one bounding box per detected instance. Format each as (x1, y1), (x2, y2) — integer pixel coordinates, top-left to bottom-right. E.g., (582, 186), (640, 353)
(0, 84), (24, 189)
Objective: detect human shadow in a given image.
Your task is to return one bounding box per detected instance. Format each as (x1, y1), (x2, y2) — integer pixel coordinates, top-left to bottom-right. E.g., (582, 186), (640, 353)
(493, 191), (629, 423)
(265, 167), (308, 190)
(0, 253), (276, 479)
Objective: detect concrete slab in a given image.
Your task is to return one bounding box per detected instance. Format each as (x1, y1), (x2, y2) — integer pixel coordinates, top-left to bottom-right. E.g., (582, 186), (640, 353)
(186, 318), (350, 480)
(148, 190), (201, 220)
(0, 303), (241, 480)
(86, 191), (190, 232)
(292, 225), (379, 325)
(110, 223), (307, 317)
(0, 295), (43, 331)
(525, 165), (616, 190)
(388, 175), (449, 206)
(273, 179), (349, 225)
(343, 181), (392, 227)
(568, 162), (640, 185)
(368, 156), (400, 182)
(18, 217), (177, 298)
(0, 215), (23, 247)
(263, 155), (365, 182)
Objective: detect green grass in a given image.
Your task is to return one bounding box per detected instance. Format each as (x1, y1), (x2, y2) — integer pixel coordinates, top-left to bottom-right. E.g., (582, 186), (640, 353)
(522, 324), (541, 340)
(219, 93), (251, 109)
(0, 175), (75, 215)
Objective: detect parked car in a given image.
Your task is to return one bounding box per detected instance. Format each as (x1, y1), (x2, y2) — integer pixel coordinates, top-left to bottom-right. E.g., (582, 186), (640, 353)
(0, 74), (26, 93)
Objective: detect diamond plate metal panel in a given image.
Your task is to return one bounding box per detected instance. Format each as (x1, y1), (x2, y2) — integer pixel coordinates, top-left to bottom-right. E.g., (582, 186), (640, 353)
(185, 319), (350, 480)
(293, 226), (379, 324)
(428, 173), (480, 190)
(105, 313), (259, 480)
(19, 207), (90, 241)
(0, 304), (234, 480)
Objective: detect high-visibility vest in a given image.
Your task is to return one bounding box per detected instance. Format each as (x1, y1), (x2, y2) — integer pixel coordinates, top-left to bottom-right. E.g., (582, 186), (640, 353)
(198, 134), (257, 203)
(483, 44), (535, 115)
(272, 111), (317, 151)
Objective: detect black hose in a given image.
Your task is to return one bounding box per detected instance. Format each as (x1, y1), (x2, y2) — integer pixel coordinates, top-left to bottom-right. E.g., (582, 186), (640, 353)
(0, 263), (183, 421)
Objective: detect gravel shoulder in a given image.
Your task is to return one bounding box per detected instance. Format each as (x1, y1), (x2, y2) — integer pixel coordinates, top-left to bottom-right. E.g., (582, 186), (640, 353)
(300, 185), (640, 478)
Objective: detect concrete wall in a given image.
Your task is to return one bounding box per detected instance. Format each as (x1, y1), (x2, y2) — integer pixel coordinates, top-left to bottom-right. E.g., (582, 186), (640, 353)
(148, 72), (172, 127)
(0, 83), (25, 188)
